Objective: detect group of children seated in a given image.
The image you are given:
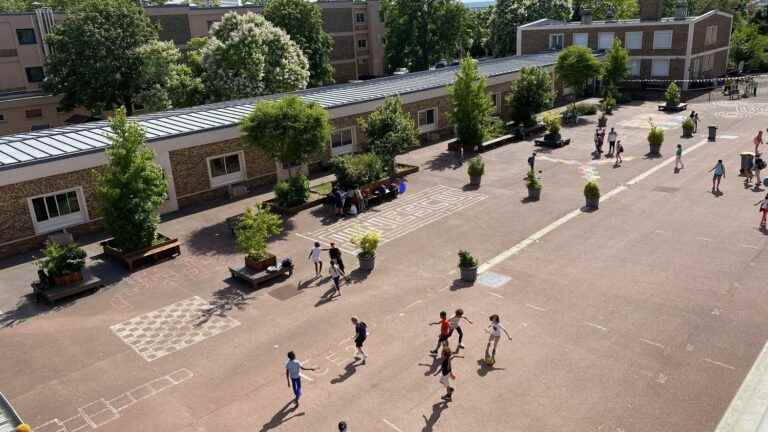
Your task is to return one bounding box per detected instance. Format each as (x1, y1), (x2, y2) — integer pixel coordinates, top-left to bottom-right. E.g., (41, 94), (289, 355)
(328, 180), (403, 216)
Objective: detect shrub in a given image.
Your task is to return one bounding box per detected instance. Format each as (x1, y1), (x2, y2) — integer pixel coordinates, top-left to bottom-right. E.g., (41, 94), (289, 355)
(235, 204), (283, 261)
(584, 181), (600, 200)
(467, 157), (485, 177)
(665, 82), (680, 107)
(601, 95), (617, 113)
(507, 66), (554, 127)
(361, 97), (419, 175)
(574, 102), (598, 116)
(525, 170), (541, 189)
(543, 112), (561, 135)
(682, 117), (694, 135)
(458, 250), (478, 268)
(648, 119), (665, 147)
(351, 231), (380, 258)
(40, 242), (87, 278)
(331, 153), (385, 189)
(274, 174), (310, 208)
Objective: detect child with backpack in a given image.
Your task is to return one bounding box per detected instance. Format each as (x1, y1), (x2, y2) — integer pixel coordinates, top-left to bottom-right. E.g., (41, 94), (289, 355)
(351, 316), (368, 362)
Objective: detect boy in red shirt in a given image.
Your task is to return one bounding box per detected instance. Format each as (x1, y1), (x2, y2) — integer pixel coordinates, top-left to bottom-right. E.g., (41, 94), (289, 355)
(429, 311), (451, 354)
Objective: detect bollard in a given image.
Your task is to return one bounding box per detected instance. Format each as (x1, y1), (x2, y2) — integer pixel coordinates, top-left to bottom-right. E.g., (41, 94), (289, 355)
(708, 125), (717, 142)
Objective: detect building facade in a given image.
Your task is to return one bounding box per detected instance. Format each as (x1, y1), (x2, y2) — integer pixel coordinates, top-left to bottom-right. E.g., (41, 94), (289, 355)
(517, 0), (733, 90)
(0, 53), (559, 258)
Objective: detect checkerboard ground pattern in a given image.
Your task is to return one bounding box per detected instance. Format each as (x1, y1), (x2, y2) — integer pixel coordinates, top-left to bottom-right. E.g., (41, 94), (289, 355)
(110, 296), (240, 362)
(300, 185), (488, 254)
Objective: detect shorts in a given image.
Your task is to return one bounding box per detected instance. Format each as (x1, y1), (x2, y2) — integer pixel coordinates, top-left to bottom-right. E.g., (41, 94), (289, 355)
(713, 174), (722, 180)
(311, 257), (320, 263)
(355, 337), (366, 348)
(438, 334), (449, 343)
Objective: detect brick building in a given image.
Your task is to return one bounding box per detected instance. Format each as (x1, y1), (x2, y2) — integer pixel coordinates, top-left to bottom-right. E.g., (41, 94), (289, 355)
(517, 0), (733, 90)
(0, 53), (559, 258)
(0, 0), (385, 136)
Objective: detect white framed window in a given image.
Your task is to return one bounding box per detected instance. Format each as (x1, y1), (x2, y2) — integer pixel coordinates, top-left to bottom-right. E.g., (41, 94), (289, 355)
(598, 32), (614, 50)
(357, 39), (367, 50)
(630, 59), (641, 76)
(417, 107), (437, 133)
(702, 54), (714, 71)
(653, 30), (673, 49)
(207, 151), (245, 188)
(330, 126), (356, 156)
(705, 25), (718, 45)
(355, 12), (366, 23)
(651, 59), (670, 77)
(27, 187), (87, 234)
(549, 33), (564, 50)
(490, 93), (501, 114)
(573, 33), (588, 47)
(625, 31), (642, 50)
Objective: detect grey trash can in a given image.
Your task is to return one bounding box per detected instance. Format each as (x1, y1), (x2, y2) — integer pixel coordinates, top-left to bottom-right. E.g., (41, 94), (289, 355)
(708, 125), (718, 142)
(740, 152), (755, 176)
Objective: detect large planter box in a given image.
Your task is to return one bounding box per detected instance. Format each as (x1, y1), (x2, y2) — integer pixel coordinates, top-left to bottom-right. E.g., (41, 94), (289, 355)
(245, 253), (277, 272)
(649, 142), (662, 155)
(460, 266), (477, 283)
(658, 103), (688, 112)
(32, 267), (104, 304)
(53, 271), (83, 286)
(469, 175), (482, 187)
(527, 186), (541, 201)
(267, 193), (328, 216)
(102, 234), (181, 271)
(395, 163), (420, 177)
(358, 254), (375, 271)
(585, 196), (600, 210)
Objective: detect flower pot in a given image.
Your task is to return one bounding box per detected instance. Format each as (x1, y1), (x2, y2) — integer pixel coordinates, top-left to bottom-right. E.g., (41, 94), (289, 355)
(245, 253), (277, 272)
(682, 129), (692, 138)
(527, 186), (541, 201)
(53, 271), (83, 286)
(358, 254), (375, 271)
(585, 196), (600, 210)
(459, 265), (477, 283)
(469, 175), (482, 187)
(649, 142), (661, 155)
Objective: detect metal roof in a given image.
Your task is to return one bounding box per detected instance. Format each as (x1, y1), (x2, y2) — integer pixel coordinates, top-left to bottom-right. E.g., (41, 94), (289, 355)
(0, 52), (560, 171)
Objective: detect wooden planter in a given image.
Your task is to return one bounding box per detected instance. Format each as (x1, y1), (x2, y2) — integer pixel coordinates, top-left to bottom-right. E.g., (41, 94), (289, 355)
(102, 234), (181, 271)
(459, 266), (477, 283)
(245, 253), (277, 272)
(52, 271), (83, 286)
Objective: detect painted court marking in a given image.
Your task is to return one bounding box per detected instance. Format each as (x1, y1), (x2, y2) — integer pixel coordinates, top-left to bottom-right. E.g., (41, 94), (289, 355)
(704, 358), (737, 370)
(525, 303), (548, 312)
(383, 418), (404, 432)
(584, 321), (609, 331)
(476, 271), (512, 288)
(640, 338), (665, 349)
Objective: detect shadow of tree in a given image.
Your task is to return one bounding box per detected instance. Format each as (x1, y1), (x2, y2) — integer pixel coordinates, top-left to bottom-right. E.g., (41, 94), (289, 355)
(424, 152), (463, 172)
(195, 281), (255, 326)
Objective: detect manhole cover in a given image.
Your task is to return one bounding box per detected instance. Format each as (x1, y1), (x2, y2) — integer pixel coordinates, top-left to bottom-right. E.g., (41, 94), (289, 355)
(653, 186), (680, 193)
(477, 271), (511, 288)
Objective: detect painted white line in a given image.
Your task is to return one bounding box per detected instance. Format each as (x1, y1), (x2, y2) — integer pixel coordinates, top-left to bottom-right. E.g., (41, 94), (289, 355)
(489, 292), (504, 299)
(704, 358), (737, 370)
(405, 300), (423, 310)
(654, 230), (666, 234)
(299, 372), (314, 381)
(584, 321), (608, 331)
(525, 303), (548, 312)
(696, 237), (713, 242)
(478, 139), (710, 273)
(338, 337), (351, 346)
(639, 338), (665, 349)
(382, 419), (404, 432)
(740, 244), (760, 249)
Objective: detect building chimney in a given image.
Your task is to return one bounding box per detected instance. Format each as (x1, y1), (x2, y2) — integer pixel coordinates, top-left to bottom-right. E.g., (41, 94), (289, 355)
(674, 0), (688, 19)
(639, 0), (664, 21)
(581, 9), (592, 25)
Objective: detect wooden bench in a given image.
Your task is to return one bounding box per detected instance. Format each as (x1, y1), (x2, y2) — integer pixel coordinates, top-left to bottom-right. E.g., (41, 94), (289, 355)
(534, 138), (571, 148)
(103, 237), (181, 271)
(32, 268), (104, 304)
(229, 265), (293, 289)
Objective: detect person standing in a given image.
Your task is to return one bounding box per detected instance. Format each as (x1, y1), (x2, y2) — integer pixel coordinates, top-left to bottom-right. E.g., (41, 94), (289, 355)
(439, 347), (456, 401)
(329, 260), (344, 296)
(332, 186), (344, 216)
(351, 316), (368, 362)
(594, 128), (602, 156)
(448, 309), (472, 350)
(308, 242), (323, 277)
(694, 112), (700, 133)
(607, 128), (618, 155)
(755, 153), (765, 190)
(757, 193), (768, 229)
(285, 351), (315, 404)
(325, 242), (350, 282)
(614, 141), (624, 166)
(527, 152), (536, 172)
(709, 160), (726, 193)
(755, 130), (764, 156)
(429, 311), (451, 354)
(485, 314), (512, 364)
(674, 144), (684, 172)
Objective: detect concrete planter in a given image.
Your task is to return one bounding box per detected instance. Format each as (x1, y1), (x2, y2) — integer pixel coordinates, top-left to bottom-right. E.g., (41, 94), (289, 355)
(585, 196), (600, 210)
(682, 128), (693, 138)
(649, 142), (662, 155)
(469, 175), (482, 187)
(460, 265), (477, 283)
(245, 253), (277, 272)
(358, 254), (375, 271)
(527, 186), (541, 201)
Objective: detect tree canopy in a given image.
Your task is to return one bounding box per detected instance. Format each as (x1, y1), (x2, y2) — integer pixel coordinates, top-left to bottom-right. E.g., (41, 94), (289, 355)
(264, 0), (334, 87)
(359, 97), (419, 175)
(448, 58), (497, 150)
(730, 23), (768, 70)
(571, 0), (638, 21)
(468, 6), (494, 58)
(555, 45), (602, 96)
(601, 38), (629, 96)
(507, 67), (554, 127)
(491, 0), (570, 57)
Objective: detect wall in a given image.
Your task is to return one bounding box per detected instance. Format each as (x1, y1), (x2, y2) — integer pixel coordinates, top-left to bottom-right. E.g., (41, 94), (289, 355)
(0, 93), (90, 136)
(691, 13), (732, 54)
(0, 13), (46, 93)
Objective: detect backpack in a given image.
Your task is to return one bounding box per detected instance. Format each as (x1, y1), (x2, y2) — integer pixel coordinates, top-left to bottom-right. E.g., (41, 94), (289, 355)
(758, 159), (766, 170)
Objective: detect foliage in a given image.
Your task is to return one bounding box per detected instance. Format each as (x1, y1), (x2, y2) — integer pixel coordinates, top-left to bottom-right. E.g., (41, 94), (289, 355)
(40, 242), (86, 278)
(97, 107), (168, 252)
(648, 119), (665, 147)
(665, 82), (680, 106)
(241, 96), (330, 175)
(331, 153), (386, 190)
(458, 250), (478, 268)
(730, 24), (768, 70)
(574, 102), (598, 116)
(0, 0), (93, 12)
(507, 66), (554, 127)
(351, 231), (380, 258)
(602, 38), (629, 92)
(682, 117), (694, 134)
(381, 0), (470, 72)
(543, 112), (561, 135)
(555, 46), (602, 96)
(274, 174), (310, 208)
(571, 0), (638, 20)
(360, 97), (419, 175)
(264, 0), (334, 86)
(468, 6), (494, 57)
(43, 0), (159, 116)
(133, 40), (205, 111)
(201, 12), (309, 102)
(600, 95), (617, 113)
(491, 0), (570, 57)
(584, 181), (600, 200)
(467, 157), (485, 177)
(448, 58), (498, 150)
(525, 170), (541, 190)
(235, 204), (283, 261)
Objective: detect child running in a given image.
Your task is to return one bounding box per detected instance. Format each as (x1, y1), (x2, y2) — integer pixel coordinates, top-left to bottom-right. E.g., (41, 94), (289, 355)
(757, 193), (768, 229)
(351, 316), (368, 362)
(448, 309), (473, 350)
(709, 160), (726, 193)
(308, 242), (323, 277)
(329, 259), (345, 296)
(675, 144), (684, 172)
(439, 346), (456, 401)
(485, 314), (512, 364)
(429, 311), (451, 354)
(614, 141), (624, 166)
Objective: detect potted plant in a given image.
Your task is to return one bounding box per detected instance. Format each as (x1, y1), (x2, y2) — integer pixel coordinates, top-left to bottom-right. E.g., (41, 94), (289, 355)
(543, 112), (562, 145)
(40, 242), (87, 286)
(584, 181), (600, 210)
(648, 119), (665, 155)
(665, 82), (681, 108)
(235, 204), (283, 272)
(525, 170), (541, 201)
(598, 112), (608, 128)
(458, 250), (478, 282)
(351, 231), (380, 271)
(601, 95), (616, 115)
(682, 117), (694, 138)
(467, 157), (485, 186)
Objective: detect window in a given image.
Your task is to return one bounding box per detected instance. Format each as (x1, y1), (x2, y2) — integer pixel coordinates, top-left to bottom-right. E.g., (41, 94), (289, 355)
(549, 33), (564, 50)
(28, 188), (86, 233)
(625, 31), (642, 50)
(692, 57), (701, 77)
(330, 127), (355, 156)
(25, 108), (42, 118)
(357, 39), (367, 50)
(703, 54), (714, 71)
(651, 59), (670, 77)
(207, 152), (244, 188)
(630, 59), (641, 76)
(355, 12), (366, 23)
(25, 66), (44, 83)
(30, 124), (49, 131)
(417, 108), (437, 132)
(653, 30), (673, 49)
(598, 32), (614, 50)
(16, 28), (36, 45)
(705, 25), (718, 45)
(572, 33), (588, 47)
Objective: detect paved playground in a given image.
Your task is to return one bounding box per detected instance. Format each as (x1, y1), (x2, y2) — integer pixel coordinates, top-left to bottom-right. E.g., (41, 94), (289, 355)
(1, 98), (768, 432)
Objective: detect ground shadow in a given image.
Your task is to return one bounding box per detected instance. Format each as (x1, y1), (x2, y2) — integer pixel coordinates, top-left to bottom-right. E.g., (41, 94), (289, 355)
(580, 206), (598, 213)
(309, 205), (342, 226)
(195, 281), (255, 326)
(476, 359), (507, 377)
(421, 401), (450, 432)
(330, 360), (360, 384)
(711, 190), (724, 197)
(185, 221), (237, 256)
(418, 354), (442, 376)
(0, 294), (78, 329)
(520, 196), (540, 204)
(424, 151), (463, 172)
(297, 275), (323, 290)
(643, 152), (663, 160)
(347, 268), (370, 284)
(259, 400), (305, 432)
(314, 286), (338, 307)
(450, 279), (474, 291)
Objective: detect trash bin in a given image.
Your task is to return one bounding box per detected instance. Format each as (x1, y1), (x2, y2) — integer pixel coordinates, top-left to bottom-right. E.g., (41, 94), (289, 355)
(708, 125), (718, 142)
(740, 152), (755, 176)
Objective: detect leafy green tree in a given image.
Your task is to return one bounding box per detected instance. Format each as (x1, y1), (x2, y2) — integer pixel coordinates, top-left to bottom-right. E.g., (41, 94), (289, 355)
(184, 36), (208, 76)
(507, 67), (554, 127)
(468, 6), (494, 58)
(264, 0), (334, 87)
(555, 45), (602, 96)
(0, 0), (93, 12)
(448, 58), (497, 150)
(133, 40), (206, 110)
(730, 24), (767, 70)
(572, 0), (638, 20)
(43, 0), (159, 115)
(359, 97), (419, 175)
(382, 0), (470, 72)
(97, 107), (168, 252)
(602, 38), (629, 96)
(235, 204), (283, 261)
(201, 12), (309, 102)
(750, 4), (768, 34)
(491, 0), (570, 57)
(241, 96), (331, 177)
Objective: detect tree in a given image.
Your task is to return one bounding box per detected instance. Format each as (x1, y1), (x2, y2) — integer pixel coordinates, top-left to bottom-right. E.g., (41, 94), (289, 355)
(382, 0), (470, 72)
(264, 0), (334, 87)
(571, 0), (638, 21)
(730, 24), (767, 70)
(359, 97), (419, 175)
(201, 12), (309, 102)
(601, 38), (629, 96)
(0, 0), (91, 12)
(235, 204), (283, 261)
(555, 45), (602, 96)
(468, 6), (493, 58)
(241, 96), (331, 176)
(491, 0), (570, 57)
(97, 107), (168, 252)
(43, 0), (159, 115)
(448, 58), (497, 150)
(133, 40), (206, 110)
(507, 67), (554, 127)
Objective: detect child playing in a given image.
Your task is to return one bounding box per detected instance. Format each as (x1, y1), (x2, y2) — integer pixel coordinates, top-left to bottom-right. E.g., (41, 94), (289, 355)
(485, 314), (512, 364)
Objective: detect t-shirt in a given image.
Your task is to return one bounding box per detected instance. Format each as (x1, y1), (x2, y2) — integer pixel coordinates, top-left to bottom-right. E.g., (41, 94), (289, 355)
(440, 319), (450, 336)
(761, 199), (768, 210)
(330, 265), (341, 278)
(329, 247), (342, 261)
(310, 247), (321, 261)
(676, 147), (682, 157)
(714, 163), (725, 176)
(608, 132), (617, 142)
(286, 360), (302, 379)
(355, 322), (367, 340)
(448, 316), (461, 329)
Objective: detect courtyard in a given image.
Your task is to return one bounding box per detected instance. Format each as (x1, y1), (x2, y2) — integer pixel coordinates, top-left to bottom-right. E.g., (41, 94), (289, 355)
(1, 97), (768, 431)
